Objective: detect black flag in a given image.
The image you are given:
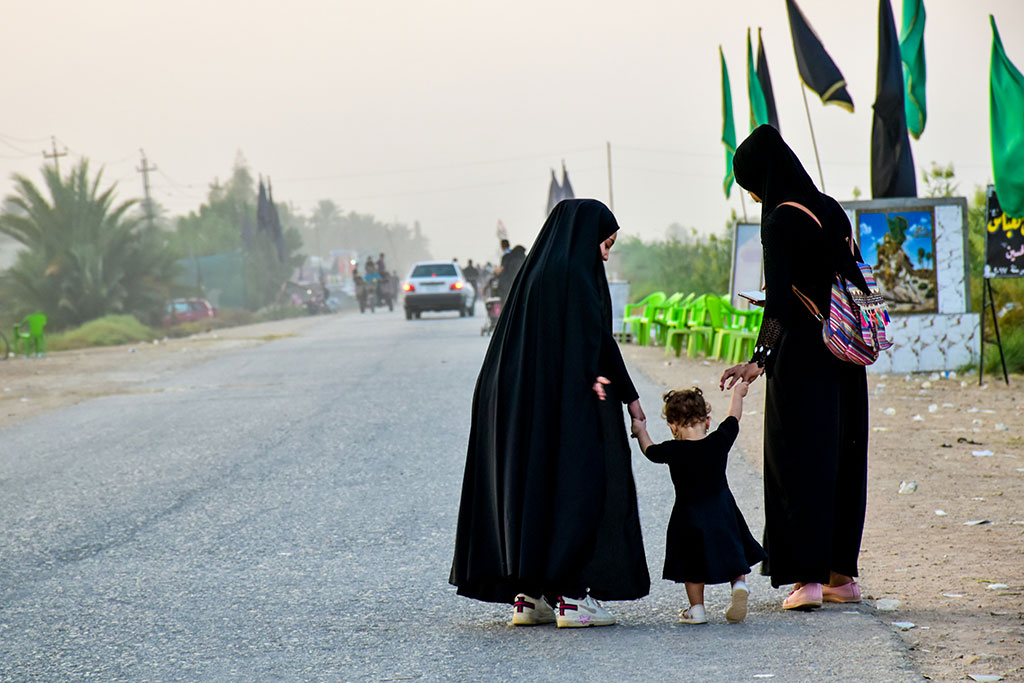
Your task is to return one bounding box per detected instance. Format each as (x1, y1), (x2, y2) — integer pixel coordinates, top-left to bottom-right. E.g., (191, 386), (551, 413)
(871, 0), (917, 198)
(561, 161), (574, 201)
(786, 0), (855, 111)
(546, 168), (562, 215)
(756, 28), (781, 132)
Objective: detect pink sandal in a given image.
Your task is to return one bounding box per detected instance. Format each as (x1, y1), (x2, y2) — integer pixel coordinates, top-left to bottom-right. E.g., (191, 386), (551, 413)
(782, 582), (822, 610)
(822, 581), (861, 603)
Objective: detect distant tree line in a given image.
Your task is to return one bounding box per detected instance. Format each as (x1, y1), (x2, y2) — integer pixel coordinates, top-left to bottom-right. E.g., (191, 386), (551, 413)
(614, 224), (733, 302)
(0, 154), (434, 331)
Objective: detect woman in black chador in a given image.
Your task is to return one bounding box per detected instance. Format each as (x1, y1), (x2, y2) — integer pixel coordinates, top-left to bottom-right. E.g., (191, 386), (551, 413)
(720, 125), (870, 611)
(450, 199), (650, 628)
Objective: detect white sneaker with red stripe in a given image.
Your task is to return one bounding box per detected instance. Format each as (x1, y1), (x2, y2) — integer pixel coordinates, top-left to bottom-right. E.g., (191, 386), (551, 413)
(555, 594), (616, 628)
(511, 594), (555, 626)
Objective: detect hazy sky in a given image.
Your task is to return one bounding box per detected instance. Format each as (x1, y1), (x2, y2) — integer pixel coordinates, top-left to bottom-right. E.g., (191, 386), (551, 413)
(1, 0), (1021, 264)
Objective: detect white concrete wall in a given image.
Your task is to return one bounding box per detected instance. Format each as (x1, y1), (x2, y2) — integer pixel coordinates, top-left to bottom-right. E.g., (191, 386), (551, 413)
(843, 198), (975, 374)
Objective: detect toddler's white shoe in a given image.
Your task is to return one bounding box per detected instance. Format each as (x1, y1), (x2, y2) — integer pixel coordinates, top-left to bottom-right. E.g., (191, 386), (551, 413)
(511, 594), (555, 626)
(678, 603), (707, 624)
(726, 581), (749, 623)
(555, 594), (615, 628)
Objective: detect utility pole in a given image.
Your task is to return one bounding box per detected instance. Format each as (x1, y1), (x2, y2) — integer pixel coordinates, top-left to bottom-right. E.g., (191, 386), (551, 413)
(606, 141), (614, 213)
(42, 136), (68, 175)
(136, 149), (157, 229)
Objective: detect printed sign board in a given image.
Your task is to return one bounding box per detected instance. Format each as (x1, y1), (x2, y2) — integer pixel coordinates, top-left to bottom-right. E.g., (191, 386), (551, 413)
(729, 222), (763, 309)
(984, 185), (1024, 278)
(855, 207), (938, 313)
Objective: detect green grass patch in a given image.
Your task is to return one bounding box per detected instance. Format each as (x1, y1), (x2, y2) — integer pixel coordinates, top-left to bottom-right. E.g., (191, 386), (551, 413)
(48, 315), (158, 351)
(980, 305), (1024, 375)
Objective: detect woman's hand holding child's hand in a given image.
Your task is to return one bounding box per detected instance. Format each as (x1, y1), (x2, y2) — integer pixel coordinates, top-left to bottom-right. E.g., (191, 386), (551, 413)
(733, 381), (750, 398)
(627, 399), (646, 423)
(630, 417), (646, 439)
(720, 362), (763, 390)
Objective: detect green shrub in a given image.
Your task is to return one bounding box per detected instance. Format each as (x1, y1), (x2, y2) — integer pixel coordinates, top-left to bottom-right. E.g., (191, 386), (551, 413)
(982, 311), (1024, 375)
(47, 315), (157, 351)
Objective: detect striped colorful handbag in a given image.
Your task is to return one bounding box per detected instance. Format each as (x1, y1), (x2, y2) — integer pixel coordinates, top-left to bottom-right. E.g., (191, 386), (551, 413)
(792, 266), (892, 365)
(779, 201), (893, 366)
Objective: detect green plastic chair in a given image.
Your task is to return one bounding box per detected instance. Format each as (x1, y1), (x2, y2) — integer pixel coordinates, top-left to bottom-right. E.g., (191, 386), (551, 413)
(664, 295), (708, 357)
(13, 313), (47, 357)
(660, 300), (692, 356)
(724, 308), (763, 363)
(710, 299), (757, 360)
(685, 295), (725, 358)
(621, 291), (666, 345)
(650, 292), (689, 346)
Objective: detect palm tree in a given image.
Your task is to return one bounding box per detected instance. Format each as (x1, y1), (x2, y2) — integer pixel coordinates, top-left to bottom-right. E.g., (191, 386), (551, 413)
(0, 160), (177, 329)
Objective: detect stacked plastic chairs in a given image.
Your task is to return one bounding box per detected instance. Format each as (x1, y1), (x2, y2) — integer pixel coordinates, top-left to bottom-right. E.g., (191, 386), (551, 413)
(711, 301), (764, 363)
(650, 292), (689, 346)
(620, 291), (666, 346)
(621, 290), (763, 362)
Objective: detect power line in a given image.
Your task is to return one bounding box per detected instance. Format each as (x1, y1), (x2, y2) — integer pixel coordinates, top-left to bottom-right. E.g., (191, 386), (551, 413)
(0, 131), (50, 145)
(0, 137), (35, 155)
(278, 146), (602, 183)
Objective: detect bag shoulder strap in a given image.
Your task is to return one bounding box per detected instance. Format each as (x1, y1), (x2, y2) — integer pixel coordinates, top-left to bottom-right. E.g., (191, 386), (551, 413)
(777, 201), (826, 320)
(778, 201), (822, 228)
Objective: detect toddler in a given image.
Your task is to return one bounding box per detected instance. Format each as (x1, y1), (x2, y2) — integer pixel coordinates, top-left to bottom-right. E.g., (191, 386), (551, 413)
(631, 384), (766, 624)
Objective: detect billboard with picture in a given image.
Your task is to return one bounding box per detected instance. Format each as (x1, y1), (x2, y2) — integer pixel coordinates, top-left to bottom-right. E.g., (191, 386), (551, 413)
(855, 208), (938, 313)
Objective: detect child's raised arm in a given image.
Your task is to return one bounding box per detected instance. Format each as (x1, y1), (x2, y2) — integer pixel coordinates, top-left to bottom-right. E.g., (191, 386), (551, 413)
(729, 381), (749, 422)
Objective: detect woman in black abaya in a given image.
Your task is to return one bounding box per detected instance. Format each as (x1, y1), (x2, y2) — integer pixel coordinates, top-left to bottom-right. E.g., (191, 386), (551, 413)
(720, 125), (869, 610)
(450, 199), (650, 628)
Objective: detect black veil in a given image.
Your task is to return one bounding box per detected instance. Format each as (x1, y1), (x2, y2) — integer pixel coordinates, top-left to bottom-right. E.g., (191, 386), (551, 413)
(735, 125), (867, 292)
(450, 199), (648, 604)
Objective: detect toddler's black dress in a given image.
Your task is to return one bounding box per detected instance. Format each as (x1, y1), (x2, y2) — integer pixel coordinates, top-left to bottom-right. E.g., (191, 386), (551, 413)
(644, 417), (766, 584)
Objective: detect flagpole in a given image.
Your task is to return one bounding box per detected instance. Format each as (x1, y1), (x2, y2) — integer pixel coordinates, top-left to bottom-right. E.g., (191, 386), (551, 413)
(606, 141), (614, 212)
(800, 83), (827, 192)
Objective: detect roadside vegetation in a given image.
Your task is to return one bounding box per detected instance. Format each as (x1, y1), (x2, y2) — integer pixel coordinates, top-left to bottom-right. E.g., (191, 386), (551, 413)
(615, 223), (732, 302)
(46, 315), (158, 351)
(0, 161), (175, 329)
(0, 153), (433, 350)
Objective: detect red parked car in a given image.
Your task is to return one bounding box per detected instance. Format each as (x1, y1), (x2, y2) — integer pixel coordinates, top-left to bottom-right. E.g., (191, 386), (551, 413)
(163, 298), (216, 325)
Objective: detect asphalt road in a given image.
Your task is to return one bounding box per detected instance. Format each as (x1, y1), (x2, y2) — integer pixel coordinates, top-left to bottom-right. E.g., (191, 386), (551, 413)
(0, 306), (919, 682)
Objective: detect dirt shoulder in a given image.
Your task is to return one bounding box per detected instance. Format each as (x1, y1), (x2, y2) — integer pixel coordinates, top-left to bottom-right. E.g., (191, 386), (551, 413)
(622, 344), (1023, 683)
(1, 315), (328, 429)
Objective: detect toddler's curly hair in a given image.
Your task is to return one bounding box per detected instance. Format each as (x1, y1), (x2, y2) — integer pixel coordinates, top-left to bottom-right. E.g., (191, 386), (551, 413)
(662, 387), (711, 427)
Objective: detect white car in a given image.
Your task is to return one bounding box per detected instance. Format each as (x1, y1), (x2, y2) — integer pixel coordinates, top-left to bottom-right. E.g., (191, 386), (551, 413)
(402, 261), (476, 319)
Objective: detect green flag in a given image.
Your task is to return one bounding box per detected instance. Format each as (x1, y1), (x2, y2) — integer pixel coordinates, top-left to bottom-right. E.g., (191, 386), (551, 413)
(721, 46), (736, 198)
(747, 28), (770, 131)
(991, 14), (1024, 218)
(899, 0), (927, 139)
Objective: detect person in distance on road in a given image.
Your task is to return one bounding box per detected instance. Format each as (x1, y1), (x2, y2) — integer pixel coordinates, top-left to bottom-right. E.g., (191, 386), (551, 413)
(493, 238), (526, 302)
(631, 384), (765, 625)
(462, 259), (480, 308)
(451, 199), (650, 628)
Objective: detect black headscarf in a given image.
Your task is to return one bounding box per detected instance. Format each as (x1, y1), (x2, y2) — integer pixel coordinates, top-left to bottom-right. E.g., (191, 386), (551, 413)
(734, 124), (825, 217)
(735, 125), (867, 291)
(450, 199), (646, 604)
